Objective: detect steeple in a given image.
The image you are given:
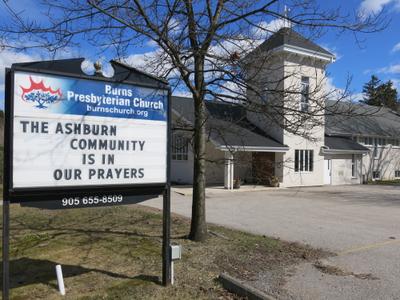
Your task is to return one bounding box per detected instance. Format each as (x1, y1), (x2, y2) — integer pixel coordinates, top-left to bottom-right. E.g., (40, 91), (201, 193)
(283, 5), (292, 29)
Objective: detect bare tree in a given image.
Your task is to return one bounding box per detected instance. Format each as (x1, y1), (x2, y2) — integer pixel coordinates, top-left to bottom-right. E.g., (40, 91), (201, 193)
(0, 0), (388, 241)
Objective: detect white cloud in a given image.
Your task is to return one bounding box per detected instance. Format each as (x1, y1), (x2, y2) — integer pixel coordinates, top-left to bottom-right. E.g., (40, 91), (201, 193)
(172, 90), (192, 98)
(123, 48), (182, 80)
(378, 64), (400, 74)
(208, 19), (290, 62)
(325, 76), (362, 102)
(352, 92), (365, 102)
(167, 17), (182, 36)
(391, 42), (400, 53)
(325, 77), (335, 90)
(325, 77), (345, 100)
(252, 18), (290, 40)
(391, 78), (400, 91)
(146, 39), (158, 48)
(0, 50), (39, 75)
(0, 49), (40, 109)
(358, 0), (400, 15)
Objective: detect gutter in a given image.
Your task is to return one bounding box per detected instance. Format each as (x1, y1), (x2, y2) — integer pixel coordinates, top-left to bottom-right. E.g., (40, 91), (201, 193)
(321, 148), (370, 155)
(217, 145), (289, 152)
(273, 45), (335, 63)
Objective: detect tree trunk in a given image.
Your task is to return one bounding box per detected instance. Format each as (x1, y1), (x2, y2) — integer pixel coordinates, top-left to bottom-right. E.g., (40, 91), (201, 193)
(189, 95), (208, 242)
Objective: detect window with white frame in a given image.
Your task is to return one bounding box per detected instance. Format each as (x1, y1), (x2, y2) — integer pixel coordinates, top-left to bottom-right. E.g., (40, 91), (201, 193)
(294, 149), (314, 172)
(390, 139), (400, 147)
(395, 170), (400, 178)
(372, 170), (380, 179)
(363, 136), (373, 145)
(378, 138), (386, 146)
(300, 76), (309, 112)
(351, 154), (357, 178)
(362, 136), (392, 147)
(172, 134), (189, 161)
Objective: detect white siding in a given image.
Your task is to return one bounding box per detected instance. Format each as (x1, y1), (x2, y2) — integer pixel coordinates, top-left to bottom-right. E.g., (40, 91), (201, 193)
(325, 154), (362, 185)
(361, 145), (400, 181)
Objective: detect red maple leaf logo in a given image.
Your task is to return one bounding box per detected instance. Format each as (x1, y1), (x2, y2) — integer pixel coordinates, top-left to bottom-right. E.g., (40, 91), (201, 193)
(20, 76), (62, 108)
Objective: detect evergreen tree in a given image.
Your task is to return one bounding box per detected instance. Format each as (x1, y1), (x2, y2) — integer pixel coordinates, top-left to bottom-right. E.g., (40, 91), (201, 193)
(378, 80), (398, 111)
(362, 75), (381, 106)
(362, 75), (399, 111)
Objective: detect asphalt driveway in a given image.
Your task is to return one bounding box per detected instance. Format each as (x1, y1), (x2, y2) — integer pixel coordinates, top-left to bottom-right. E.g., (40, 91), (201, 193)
(143, 185), (400, 299)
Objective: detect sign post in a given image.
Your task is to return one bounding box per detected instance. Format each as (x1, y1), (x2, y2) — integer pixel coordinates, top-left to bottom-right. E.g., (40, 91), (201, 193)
(162, 186), (171, 286)
(3, 68), (12, 300)
(2, 59), (172, 298)
(2, 199), (10, 300)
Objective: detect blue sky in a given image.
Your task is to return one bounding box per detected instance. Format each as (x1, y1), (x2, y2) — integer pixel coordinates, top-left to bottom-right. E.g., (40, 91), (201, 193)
(318, 0), (400, 98)
(0, 0), (399, 109)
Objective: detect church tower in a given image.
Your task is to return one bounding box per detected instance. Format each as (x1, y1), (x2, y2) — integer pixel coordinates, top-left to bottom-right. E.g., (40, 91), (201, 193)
(244, 27), (335, 186)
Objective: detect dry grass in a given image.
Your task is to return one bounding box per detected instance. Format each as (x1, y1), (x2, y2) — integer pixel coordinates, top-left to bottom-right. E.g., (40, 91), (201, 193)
(0, 204), (329, 299)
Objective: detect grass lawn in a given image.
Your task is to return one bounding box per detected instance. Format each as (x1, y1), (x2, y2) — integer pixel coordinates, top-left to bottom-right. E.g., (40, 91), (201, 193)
(0, 203), (329, 299)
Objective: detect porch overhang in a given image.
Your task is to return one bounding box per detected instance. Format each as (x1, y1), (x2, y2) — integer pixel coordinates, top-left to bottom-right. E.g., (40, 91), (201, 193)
(323, 135), (370, 155)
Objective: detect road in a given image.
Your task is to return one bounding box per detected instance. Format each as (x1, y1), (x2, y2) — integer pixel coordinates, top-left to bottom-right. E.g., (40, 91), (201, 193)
(143, 185), (400, 299)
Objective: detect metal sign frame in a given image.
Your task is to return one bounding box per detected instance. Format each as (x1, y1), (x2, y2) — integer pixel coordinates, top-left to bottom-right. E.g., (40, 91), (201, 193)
(2, 59), (172, 299)
(5, 64), (170, 203)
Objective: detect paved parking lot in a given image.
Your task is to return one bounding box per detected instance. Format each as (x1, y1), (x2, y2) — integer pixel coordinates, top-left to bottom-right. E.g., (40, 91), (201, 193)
(143, 185), (400, 299)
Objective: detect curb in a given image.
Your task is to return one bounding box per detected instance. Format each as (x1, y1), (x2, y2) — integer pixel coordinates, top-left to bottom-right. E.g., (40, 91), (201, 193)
(218, 273), (276, 300)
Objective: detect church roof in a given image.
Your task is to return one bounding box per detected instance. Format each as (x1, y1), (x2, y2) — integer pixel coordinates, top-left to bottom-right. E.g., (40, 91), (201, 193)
(325, 100), (400, 138)
(257, 27), (334, 59)
(171, 96), (288, 151)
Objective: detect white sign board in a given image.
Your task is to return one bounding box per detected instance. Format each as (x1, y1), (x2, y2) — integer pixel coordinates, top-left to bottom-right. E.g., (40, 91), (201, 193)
(12, 71), (168, 188)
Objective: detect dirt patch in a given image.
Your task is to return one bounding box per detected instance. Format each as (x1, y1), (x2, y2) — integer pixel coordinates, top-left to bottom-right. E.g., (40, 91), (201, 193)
(313, 261), (379, 280)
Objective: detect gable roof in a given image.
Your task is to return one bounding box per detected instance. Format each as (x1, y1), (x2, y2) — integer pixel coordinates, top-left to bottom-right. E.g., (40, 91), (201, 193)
(172, 96), (288, 151)
(171, 97), (400, 153)
(325, 100), (400, 138)
(259, 27), (334, 57)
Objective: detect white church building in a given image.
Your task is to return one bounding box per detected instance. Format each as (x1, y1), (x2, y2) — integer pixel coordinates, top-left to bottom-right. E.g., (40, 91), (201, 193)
(171, 28), (400, 188)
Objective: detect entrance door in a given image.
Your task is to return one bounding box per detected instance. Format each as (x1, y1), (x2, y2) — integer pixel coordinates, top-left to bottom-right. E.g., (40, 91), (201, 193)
(252, 152), (275, 184)
(324, 159), (331, 185)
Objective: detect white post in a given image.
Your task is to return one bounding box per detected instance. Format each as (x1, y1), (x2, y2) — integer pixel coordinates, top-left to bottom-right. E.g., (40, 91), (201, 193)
(171, 261), (174, 285)
(230, 154), (234, 189)
(224, 152), (234, 189)
(224, 152), (229, 189)
(56, 264), (66, 296)
(361, 154), (364, 184)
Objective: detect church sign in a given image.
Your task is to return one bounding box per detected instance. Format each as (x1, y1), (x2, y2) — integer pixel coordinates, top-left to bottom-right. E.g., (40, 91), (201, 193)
(4, 60), (170, 208)
(2, 59), (173, 300)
